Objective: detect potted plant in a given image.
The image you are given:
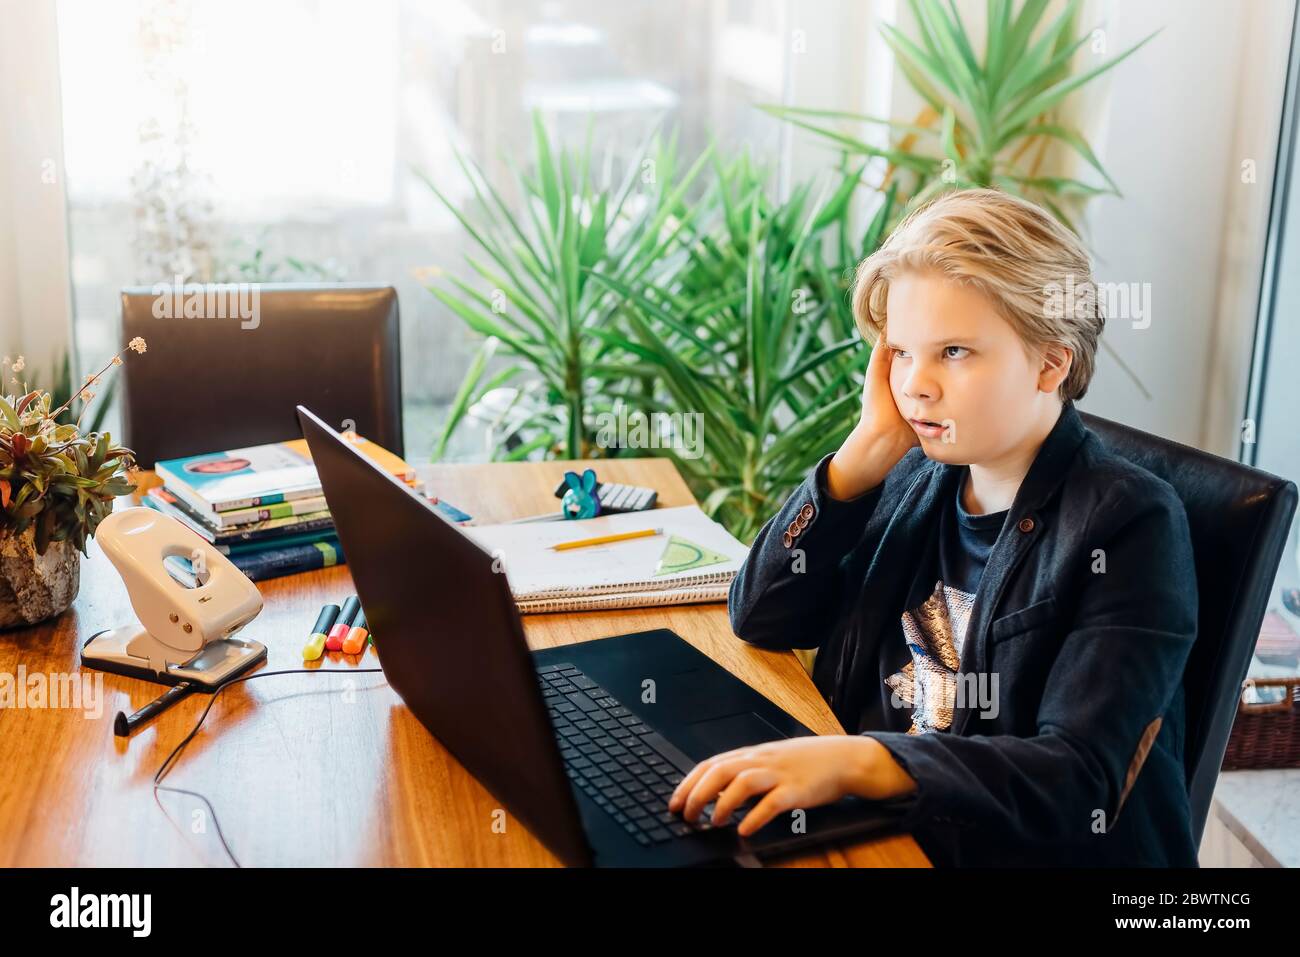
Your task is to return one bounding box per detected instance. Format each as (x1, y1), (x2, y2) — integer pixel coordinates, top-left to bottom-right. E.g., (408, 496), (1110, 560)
(590, 156), (898, 542)
(424, 3), (1157, 540)
(761, 0), (1155, 231)
(0, 339), (146, 628)
(419, 114), (712, 461)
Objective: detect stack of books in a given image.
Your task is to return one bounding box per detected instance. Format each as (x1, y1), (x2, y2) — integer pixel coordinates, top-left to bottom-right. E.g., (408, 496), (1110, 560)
(141, 435), (470, 581)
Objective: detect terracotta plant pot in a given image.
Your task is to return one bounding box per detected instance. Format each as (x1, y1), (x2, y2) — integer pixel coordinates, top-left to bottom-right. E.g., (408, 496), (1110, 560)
(0, 525), (81, 629)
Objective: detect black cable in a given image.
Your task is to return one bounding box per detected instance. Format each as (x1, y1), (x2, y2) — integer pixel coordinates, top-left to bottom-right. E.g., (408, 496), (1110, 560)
(152, 665), (386, 868)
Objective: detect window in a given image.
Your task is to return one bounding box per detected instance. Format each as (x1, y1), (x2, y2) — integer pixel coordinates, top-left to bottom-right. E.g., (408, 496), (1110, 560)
(55, 0), (827, 458)
(1243, 18), (1300, 672)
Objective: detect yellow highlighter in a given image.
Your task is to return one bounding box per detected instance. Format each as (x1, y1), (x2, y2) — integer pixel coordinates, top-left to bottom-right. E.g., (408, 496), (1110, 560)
(551, 527), (662, 552)
(303, 603), (340, 661)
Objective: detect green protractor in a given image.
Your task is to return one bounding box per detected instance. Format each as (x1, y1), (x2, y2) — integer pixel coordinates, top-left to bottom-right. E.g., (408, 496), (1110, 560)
(655, 535), (731, 576)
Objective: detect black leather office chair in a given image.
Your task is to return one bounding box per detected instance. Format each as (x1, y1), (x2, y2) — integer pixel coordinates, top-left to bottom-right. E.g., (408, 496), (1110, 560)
(119, 283), (404, 468)
(1080, 411), (1297, 847)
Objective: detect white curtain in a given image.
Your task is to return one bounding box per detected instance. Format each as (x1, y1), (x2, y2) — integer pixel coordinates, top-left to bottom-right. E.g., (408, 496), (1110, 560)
(0, 0), (74, 384)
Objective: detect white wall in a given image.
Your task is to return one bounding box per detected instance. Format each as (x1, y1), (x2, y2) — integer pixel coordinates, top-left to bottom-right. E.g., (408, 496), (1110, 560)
(1080, 0), (1293, 451)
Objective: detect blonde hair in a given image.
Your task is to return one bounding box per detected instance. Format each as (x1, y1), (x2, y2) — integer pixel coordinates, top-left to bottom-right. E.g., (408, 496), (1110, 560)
(851, 187), (1104, 401)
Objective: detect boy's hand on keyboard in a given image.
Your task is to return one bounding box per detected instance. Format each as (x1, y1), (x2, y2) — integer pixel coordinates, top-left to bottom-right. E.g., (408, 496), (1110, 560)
(667, 735), (917, 837)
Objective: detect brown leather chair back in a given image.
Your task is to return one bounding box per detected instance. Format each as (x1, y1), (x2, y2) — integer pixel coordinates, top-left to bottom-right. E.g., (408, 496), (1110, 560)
(119, 283), (403, 467)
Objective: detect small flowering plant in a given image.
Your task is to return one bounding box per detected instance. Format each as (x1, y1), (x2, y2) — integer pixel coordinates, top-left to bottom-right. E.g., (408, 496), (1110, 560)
(0, 339), (147, 555)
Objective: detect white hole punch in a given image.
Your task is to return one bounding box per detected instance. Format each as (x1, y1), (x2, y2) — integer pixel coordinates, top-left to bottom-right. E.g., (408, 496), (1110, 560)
(81, 507), (267, 719)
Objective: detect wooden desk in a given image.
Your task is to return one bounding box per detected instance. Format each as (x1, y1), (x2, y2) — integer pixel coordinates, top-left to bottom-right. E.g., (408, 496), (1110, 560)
(0, 458), (928, 868)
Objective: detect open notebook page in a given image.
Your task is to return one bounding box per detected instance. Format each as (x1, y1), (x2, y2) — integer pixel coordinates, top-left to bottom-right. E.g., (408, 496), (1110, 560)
(463, 505), (749, 601)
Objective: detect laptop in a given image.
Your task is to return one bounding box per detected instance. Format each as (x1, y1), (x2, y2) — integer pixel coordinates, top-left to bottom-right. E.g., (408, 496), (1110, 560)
(297, 405), (915, 866)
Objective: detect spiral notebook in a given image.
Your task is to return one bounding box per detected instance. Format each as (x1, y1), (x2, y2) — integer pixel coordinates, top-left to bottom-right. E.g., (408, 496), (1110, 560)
(464, 505), (749, 614)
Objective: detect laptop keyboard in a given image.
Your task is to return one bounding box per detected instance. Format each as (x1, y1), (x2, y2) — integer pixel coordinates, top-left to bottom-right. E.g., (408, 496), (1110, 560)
(537, 662), (744, 846)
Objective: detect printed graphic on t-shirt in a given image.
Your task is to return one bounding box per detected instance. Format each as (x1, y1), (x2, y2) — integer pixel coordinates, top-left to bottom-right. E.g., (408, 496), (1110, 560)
(884, 578), (975, 734)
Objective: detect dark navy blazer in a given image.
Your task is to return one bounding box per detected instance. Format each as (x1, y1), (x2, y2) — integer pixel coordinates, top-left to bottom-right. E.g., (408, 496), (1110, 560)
(728, 399), (1199, 866)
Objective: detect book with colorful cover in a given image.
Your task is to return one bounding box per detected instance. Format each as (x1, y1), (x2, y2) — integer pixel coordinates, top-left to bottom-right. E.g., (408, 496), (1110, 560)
(192, 493), (330, 528)
(229, 538), (345, 582)
(163, 537), (346, 582)
(142, 492), (341, 555)
(144, 483), (472, 548)
(143, 485), (335, 544)
(154, 434), (420, 516)
(223, 532), (340, 558)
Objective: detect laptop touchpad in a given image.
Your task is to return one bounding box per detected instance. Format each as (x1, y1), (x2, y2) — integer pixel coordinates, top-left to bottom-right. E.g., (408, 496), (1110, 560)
(686, 711), (788, 752)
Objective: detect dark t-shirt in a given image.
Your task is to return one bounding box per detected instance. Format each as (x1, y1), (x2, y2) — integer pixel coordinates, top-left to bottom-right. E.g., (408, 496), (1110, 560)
(882, 469), (1008, 735)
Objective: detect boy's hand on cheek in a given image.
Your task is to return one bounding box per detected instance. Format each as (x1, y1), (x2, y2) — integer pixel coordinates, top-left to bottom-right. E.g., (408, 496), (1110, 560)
(666, 735), (916, 837)
(859, 334), (918, 455)
(827, 341), (918, 500)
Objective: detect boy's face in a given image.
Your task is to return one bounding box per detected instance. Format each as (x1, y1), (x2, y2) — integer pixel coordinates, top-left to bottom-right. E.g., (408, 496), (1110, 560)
(884, 269), (1063, 466)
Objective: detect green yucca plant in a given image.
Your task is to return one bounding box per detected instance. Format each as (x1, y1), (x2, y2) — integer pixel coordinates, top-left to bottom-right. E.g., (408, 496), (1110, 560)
(420, 114), (713, 461)
(588, 156), (898, 542)
(422, 5), (1162, 537)
(762, 0), (1156, 232)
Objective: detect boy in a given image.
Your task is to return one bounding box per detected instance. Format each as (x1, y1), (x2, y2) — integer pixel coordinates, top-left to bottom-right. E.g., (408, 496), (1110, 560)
(668, 188), (1199, 867)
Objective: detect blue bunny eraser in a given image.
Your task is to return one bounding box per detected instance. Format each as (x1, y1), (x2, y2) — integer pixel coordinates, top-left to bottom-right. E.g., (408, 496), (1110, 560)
(561, 468), (601, 519)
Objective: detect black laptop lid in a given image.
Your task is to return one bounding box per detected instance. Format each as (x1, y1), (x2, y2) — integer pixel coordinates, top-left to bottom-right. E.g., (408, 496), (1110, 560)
(296, 405), (592, 866)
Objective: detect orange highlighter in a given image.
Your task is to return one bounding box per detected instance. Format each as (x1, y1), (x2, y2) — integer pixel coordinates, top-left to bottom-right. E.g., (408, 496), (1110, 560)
(302, 603), (340, 661)
(325, 595), (361, 652)
(341, 608), (370, 655)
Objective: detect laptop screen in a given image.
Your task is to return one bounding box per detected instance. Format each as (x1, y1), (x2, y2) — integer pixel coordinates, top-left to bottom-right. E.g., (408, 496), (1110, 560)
(296, 404), (592, 865)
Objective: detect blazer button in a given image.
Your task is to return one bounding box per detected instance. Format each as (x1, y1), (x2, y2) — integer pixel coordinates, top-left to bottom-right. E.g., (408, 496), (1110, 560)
(799, 504), (815, 521)
(782, 530), (794, 548)
(1018, 517), (1035, 533)
(795, 514), (809, 530)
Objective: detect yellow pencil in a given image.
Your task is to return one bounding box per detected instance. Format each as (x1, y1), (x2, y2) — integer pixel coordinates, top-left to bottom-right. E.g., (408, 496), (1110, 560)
(551, 527), (662, 551)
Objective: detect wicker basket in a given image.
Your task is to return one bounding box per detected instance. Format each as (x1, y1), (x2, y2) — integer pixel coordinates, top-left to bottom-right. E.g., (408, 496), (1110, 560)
(1221, 676), (1300, 770)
